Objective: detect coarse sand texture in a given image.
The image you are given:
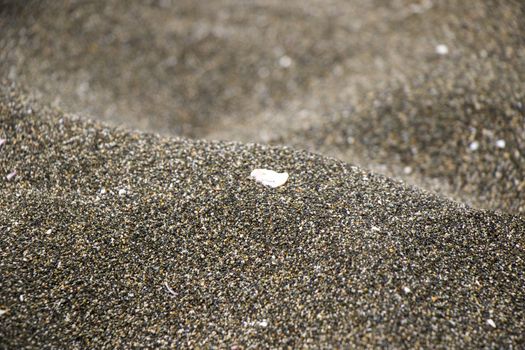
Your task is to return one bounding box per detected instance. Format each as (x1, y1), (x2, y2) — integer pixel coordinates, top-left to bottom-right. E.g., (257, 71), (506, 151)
(1, 0), (525, 348)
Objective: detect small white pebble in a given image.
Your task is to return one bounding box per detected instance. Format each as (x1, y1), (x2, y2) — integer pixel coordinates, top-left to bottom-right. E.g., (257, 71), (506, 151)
(403, 286), (411, 294)
(250, 169), (289, 188)
(6, 170), (16, 181)
(19, 295), (24, 302)
(487, 319), (496, 328)
(371, 226), (381, 232)
(279, 55), (293, 68)
(100, 187), (107, 194)
(435, 44), (449, 55)
(0, 309), (7, 316)
(118, 189), (127, 196)
(495, 139), (506, 149)
(468, 141), (479, 151)
(257, 320), (268, 327)
(46, 229), (52, 235)
(0, 138), (5, 147)
(403, 166), (413, 175)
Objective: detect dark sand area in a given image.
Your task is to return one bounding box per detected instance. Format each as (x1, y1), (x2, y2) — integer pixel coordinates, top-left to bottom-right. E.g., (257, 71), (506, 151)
(1, 0), (525, 348)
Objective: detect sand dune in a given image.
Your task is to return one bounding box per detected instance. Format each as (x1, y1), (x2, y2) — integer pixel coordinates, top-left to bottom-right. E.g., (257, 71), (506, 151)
(1, 1), (524, 348)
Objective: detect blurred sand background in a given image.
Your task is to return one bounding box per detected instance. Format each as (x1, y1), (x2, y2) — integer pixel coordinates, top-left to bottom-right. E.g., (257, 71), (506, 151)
(2, 0), (524, 214)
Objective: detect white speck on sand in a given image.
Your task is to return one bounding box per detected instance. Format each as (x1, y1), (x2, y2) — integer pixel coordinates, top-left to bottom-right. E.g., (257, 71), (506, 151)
(257, 320), (269, 327)
(495, 139), (506, 149)
(371, 226), (381, 232)
(164, 281), (177, 297)
(6, 170), (16, 181)
(403, 286), (411, 294)
(469, 141), (479, 151)
(487, 319), (496, 328)
(403, 166), (413, 175)
(436, 44), (449, 55)
(279, 55), (293, 68)
(19, 295), (24, 302)
(0, 138), (5, 147)
(0, 309), (7, 316)
(250, 169), (289, 188)
(118, 189), (127, 196)
(100, 187), (107, 194)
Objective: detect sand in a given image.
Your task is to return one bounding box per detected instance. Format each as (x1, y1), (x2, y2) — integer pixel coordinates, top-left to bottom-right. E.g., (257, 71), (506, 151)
(1, 0), (524, 348)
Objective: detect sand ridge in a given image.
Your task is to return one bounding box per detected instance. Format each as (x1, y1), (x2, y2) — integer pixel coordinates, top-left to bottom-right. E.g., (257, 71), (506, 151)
(1, 1), (525, 348)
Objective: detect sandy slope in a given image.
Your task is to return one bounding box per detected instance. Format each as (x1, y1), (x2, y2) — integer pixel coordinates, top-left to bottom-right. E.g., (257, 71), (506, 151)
(1, 88), (524, 348)
(1, 0), (525, 348)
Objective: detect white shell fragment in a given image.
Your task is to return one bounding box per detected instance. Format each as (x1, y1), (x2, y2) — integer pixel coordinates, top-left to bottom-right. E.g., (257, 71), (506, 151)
(487, 319), (496, 328)
(250, 168), (289, 188)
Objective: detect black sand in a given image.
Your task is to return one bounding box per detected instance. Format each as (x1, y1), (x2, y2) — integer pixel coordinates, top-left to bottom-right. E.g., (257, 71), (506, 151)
(1, 1), (525, 348)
